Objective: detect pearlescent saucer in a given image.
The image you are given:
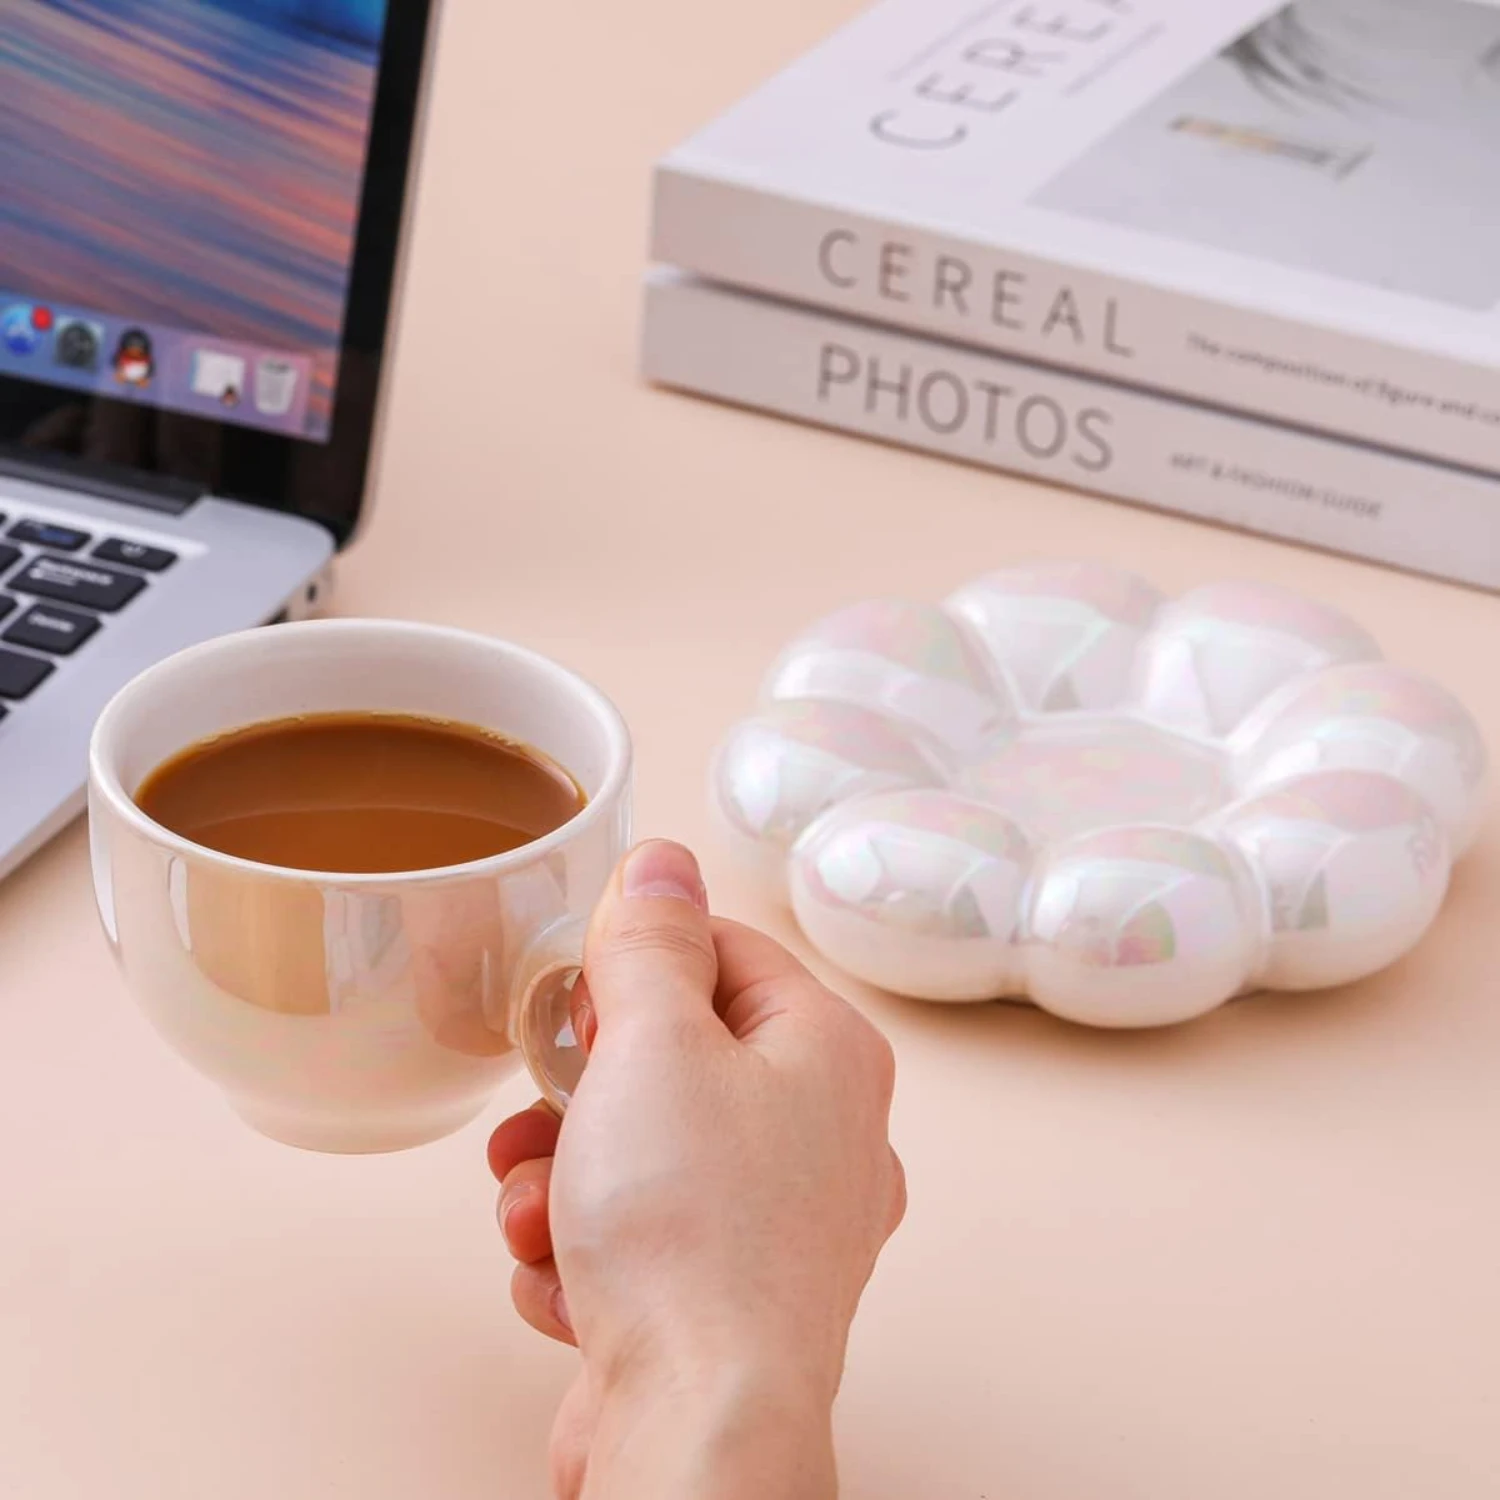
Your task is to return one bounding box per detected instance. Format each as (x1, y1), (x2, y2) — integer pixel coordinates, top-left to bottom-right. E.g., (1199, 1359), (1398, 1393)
(712, 564), (1487, 1028)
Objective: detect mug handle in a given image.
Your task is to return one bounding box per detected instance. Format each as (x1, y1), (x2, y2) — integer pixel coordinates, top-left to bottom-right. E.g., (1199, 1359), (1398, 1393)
(512, 918), (590, 1115)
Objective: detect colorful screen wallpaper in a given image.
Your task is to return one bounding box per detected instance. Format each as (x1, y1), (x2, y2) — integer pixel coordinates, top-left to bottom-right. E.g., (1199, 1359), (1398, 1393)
(0, 0), (390, 440)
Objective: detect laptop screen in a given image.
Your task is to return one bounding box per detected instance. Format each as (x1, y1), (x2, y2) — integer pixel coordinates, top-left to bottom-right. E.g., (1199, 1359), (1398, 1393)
(1, 0), (390, 445)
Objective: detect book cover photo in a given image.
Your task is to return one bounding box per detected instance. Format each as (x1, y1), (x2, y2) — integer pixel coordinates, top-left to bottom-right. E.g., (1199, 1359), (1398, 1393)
(653, 0), (1500, 471)
(1038, 0), (1500, 310)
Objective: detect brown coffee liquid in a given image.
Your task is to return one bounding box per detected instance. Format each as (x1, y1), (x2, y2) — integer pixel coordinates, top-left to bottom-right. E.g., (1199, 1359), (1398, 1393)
(135, 713), (586, 874)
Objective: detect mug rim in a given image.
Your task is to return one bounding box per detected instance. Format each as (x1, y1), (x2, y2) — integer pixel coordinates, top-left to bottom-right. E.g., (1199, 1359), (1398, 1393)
(88, 617), (633, 887)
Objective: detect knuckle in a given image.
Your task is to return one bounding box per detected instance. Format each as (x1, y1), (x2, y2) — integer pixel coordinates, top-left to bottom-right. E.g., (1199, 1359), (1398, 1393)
(842, 1008), (897, 1091)
(786, 990), (898, 1092)
(604, 915), (715, 974)
(888, 1149), (909, 1233)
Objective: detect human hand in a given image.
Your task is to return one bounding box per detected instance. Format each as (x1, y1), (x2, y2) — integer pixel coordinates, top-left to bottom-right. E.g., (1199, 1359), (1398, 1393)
(487, 840), (906, 1499)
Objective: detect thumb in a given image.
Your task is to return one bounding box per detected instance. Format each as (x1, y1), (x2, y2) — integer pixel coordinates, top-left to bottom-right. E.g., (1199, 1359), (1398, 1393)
(582, 841), (718, 1034)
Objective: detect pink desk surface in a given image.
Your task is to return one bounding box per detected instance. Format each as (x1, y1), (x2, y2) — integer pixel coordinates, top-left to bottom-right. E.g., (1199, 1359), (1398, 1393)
(4, 3), (1499, 1496)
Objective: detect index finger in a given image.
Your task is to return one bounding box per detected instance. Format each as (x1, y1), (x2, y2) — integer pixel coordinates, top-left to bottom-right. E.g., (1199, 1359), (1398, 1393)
(710, 917), (815, 990)
(487, 1101), (562, 1183)
(709, 917), (835, 1039)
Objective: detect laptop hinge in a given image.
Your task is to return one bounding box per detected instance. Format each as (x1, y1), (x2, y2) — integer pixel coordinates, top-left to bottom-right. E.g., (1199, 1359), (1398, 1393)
(0, 450), (205, 516)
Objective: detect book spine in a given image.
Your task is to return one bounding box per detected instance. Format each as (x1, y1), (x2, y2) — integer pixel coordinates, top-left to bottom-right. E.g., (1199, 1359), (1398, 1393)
(651, 169), (1500, 477)
(640, 272), (1500, 593)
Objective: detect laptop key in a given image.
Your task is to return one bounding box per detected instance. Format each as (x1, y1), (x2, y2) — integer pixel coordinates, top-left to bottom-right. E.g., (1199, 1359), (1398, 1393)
(10, 556), (146, 612)
(8, 519), (90, 552)
(0, 647), (55, 700)
(0, 598), (15, 625)
(4, 605), (100, 656)
(0, 545), (20, 578)
(93, 537), (177, 572)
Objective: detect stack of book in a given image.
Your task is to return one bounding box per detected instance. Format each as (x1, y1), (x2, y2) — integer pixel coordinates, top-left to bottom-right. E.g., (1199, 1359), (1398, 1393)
(641, 0), (1500, 591)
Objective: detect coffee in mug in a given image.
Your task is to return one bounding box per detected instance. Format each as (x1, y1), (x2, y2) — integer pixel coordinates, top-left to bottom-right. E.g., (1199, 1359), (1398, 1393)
(135, 712), (587, 874)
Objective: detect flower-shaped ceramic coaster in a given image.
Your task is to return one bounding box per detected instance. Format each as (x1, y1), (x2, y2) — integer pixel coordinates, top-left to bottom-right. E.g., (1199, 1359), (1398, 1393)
(712, 565), (1488, 1028)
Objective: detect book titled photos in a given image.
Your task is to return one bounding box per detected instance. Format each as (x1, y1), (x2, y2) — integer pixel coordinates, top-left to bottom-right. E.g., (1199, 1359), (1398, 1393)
(643, 272), (1500, 592)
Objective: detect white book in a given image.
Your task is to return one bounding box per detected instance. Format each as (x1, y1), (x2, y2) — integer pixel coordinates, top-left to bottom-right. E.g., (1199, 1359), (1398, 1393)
(652, 0), (1500, 474)
(640, 269), (1500, 591)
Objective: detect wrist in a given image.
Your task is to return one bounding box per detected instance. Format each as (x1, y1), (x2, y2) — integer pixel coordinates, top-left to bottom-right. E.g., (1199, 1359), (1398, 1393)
(589, 1300), (847, 1416)
(585, 1356), (838, 1500)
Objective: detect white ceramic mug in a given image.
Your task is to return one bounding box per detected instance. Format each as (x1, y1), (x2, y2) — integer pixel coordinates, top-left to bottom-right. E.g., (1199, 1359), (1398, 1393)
(87, 619), (632, 1153)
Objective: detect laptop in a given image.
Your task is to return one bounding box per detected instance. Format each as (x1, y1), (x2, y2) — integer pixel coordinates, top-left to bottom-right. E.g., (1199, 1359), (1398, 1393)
(0, 0), (438, 881)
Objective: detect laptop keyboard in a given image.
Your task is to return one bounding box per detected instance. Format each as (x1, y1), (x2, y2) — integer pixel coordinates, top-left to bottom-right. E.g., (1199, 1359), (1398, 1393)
(0, 511), (177, 723)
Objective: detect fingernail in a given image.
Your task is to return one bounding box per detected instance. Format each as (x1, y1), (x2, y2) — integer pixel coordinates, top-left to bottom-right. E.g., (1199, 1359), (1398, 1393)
(621, 841), (707, 909)
(570, 974), (598, 1053)
(497, 1185), (534, 1253)
(551, 1283), (574, 1337)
